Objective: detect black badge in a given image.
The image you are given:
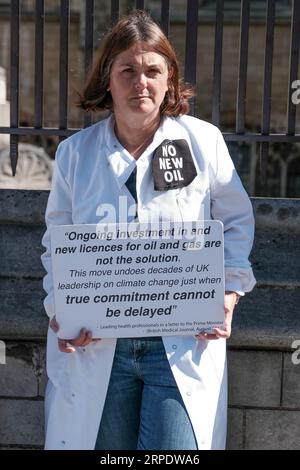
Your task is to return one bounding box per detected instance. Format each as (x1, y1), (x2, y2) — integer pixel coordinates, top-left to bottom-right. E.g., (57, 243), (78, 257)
(152, 139), (197, 191)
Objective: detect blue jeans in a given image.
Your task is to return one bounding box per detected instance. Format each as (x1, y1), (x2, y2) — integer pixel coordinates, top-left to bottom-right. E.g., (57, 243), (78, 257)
(95, 337), (198, 450)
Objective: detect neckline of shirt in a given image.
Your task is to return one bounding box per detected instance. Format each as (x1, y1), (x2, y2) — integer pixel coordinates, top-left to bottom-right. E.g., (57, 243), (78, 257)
(104, 114), (184, 188)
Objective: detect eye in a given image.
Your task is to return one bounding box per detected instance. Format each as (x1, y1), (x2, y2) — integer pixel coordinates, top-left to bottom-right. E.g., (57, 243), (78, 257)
(148, 68), (160, 75)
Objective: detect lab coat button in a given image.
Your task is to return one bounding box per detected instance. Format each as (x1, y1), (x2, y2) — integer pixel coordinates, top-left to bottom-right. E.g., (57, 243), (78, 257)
(172, 344), (177, 350)
(186, 391), (192, 396)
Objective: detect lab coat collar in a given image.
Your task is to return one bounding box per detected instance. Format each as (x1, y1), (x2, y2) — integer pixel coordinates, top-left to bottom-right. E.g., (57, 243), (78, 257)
(104, 114), (182, 189)
(104, 115), (136, 189)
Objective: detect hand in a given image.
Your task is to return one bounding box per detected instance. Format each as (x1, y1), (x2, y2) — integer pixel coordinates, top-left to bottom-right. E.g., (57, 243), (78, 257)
(195, 292), (238, 341)
(49, 316), (100, 353)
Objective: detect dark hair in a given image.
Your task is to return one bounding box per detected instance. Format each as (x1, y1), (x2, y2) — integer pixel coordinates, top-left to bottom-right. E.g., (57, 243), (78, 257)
(77, 10), (194, 116)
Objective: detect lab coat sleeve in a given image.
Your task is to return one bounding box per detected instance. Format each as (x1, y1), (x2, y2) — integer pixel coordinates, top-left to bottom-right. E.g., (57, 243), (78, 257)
(41, 144), (73, 318)
(210, 129), (256, 293)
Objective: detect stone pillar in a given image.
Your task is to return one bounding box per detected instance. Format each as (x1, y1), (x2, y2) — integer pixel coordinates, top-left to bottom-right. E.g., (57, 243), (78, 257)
(0, 67), (10, 148)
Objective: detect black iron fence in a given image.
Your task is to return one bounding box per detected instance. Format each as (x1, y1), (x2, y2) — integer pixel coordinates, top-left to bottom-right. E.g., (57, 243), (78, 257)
(0, 0), (300, 184)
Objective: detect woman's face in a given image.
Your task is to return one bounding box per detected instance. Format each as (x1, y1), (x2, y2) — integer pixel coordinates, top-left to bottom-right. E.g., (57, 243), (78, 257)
(109, 42), (169, 127)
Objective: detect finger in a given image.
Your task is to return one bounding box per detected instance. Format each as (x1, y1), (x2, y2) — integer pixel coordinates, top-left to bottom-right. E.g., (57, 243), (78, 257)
(202, 334), (219, 340)
(70, 328), (88, 346)
(50, 322), (59, 333)
(58, 339), (76, 353)
(213, 327), (231, 339)
(195, 333), (207, 340)
(50, 317), (59, 333)
(195, 333), (219, 341)
(80, 331), (93, 347)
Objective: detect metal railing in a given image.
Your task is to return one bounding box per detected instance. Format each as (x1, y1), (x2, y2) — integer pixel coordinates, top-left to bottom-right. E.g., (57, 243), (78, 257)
(0, 0), (299, 181)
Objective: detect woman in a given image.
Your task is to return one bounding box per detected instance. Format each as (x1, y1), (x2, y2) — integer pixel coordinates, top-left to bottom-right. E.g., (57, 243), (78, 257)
(41, 10), (256, 450)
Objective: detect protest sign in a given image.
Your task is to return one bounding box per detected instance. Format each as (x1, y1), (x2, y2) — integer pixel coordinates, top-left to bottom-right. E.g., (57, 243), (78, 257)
(51, 221), (224, 338)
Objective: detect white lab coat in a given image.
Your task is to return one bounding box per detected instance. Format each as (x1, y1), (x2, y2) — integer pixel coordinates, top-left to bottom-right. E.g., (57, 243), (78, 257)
(41, 114), (256, 450)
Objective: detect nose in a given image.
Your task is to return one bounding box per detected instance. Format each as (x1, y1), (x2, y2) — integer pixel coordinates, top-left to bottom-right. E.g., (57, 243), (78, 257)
(134, 72), (147, 90)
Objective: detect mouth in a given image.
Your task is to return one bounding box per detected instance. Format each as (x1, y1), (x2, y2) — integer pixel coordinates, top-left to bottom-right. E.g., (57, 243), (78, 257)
(131, 96), (151, 100)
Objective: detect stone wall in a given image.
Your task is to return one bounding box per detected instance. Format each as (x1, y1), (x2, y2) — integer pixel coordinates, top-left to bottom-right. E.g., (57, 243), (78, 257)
(0, 191), (299, 449)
